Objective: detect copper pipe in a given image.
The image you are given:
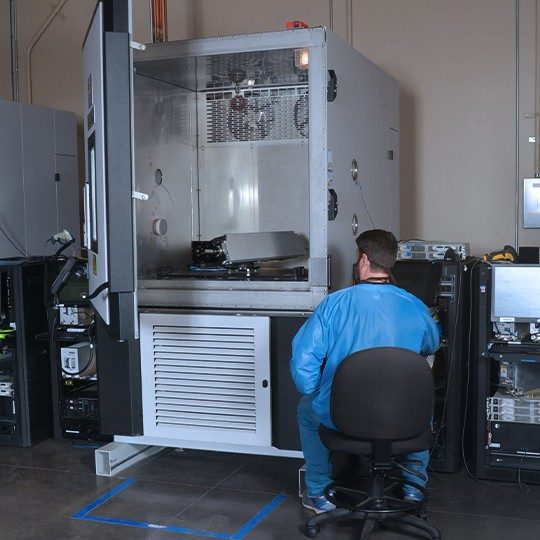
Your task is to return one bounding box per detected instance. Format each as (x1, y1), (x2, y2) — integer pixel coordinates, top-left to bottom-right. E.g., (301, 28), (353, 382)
(151, 0), (168, 43)
(163, 0), (168, 41)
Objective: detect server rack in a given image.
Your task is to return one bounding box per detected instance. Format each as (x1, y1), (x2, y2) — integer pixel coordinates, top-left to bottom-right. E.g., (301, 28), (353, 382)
(392, 258), (472, 473)
(469, 263), (540, 484)
(41, 259), (109, 441)
(0, 259), (52, 446)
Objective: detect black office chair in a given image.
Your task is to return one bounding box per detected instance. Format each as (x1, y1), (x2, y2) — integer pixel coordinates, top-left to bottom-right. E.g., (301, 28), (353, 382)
(305, 347), (441, 539)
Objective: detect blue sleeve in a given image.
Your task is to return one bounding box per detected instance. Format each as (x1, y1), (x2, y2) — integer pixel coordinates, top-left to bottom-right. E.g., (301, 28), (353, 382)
(290, 298), (330, 395)
(419, 305), (441, 356)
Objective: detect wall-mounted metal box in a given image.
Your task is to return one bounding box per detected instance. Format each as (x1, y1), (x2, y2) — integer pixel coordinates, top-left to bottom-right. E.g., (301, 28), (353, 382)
(0, 99), (79, 257)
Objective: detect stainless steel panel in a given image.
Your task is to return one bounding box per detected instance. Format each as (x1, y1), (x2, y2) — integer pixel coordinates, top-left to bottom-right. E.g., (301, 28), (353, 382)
(0, 100), (25, 257)
(114, 433), (302, 458)
(134, 74), (196, 276)
(134, 56), (197, 91)
(256, 142), (309, 246)
(54, 109), (77, 156)
(135, 28), (325, 67)
(306, 40), (329, 288)
(325, 31), (399, 291)
(198, 144), (257, 238)
(20, 104), (56, 256)
(221, 231), (305, 264)
(139, 277), (309, 291)
(137, 285), (320, 311)
(198, 140), (309, 247)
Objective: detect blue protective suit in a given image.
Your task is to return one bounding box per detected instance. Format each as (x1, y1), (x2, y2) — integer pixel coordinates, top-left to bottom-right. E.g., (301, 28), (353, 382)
(290, 283), (440, 429)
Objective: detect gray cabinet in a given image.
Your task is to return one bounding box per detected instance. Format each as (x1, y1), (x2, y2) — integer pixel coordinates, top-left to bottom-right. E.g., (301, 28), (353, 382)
(0, 99), (78, 258)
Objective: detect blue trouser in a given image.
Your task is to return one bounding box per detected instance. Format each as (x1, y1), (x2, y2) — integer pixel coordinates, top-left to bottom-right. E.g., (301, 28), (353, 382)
(297, 395), (429, 497)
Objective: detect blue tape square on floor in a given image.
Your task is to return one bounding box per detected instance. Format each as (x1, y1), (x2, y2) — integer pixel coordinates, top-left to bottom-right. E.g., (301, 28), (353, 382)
(72, 477), (287, 539)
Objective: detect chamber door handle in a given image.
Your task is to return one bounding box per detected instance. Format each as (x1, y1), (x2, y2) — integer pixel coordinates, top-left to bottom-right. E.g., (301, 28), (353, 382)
(130, 41), (146, 51)
(132, 190), (149, 201)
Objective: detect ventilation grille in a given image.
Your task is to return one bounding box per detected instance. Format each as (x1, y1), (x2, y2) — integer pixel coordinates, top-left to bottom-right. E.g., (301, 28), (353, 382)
(205, 86), (308, 143)
(151, 324), (257, 432)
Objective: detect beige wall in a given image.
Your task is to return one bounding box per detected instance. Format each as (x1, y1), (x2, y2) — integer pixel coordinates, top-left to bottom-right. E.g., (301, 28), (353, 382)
(0, 0), (538, 255)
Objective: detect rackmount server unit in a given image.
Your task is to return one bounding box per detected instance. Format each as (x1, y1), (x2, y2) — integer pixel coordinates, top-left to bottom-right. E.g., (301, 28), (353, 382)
(83, 2), (398, 456)
(397, 241), (470, 261)
(470, 263), (540, 483)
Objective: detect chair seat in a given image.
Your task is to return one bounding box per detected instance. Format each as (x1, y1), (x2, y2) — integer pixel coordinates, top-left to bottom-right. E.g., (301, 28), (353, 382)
(320, 425), (433, 456)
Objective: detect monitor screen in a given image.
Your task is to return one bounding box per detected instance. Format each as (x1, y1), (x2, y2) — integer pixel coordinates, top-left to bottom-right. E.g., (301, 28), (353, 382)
(44, 258), (88, 306)
(391, 260), (442, 306)
(491, 264), (540, 322)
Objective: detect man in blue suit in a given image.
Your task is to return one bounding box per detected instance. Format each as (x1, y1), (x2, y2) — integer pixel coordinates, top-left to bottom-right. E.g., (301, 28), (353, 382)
(290, 229), (440, 513)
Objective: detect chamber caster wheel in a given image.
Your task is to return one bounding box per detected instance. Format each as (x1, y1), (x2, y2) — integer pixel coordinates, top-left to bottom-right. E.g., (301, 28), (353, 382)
(306, 525), (319, 538)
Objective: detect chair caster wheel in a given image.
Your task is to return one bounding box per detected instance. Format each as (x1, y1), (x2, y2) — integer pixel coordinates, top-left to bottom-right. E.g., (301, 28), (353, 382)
(306, 525), (319, 538)
(417, 506), (429, 521)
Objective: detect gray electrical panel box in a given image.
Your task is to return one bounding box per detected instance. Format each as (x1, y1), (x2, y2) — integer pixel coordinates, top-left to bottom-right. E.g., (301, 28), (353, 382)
(0, 99), (79, 258)
(524, 178), (540, 228)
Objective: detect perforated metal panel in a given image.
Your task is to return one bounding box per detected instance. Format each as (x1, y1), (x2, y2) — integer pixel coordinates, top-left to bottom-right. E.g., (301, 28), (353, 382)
(205, 86), (308, 143)
(140, 313), (271, 445)
(204, 49), (308, 90)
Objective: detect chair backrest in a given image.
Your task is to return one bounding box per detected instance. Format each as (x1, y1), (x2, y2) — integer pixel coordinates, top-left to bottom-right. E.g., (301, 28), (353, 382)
(330, 347), (434, 441)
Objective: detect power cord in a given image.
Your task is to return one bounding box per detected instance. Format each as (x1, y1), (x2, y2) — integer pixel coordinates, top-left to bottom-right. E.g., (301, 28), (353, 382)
(426, 465), (443, 490)
(518, 453), (530, 494)
(359, 181), (375, 229)
(0, 224), (26, 257)
(429, 262), (462, 460)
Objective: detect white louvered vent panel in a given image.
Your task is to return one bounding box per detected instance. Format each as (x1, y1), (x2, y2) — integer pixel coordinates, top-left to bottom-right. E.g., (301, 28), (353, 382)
(153, 324), (256, 431)
(140, 313), (271, 446)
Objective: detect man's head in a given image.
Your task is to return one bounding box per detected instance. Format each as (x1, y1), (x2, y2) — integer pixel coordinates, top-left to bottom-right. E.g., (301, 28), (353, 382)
(355, 229), (398, 281)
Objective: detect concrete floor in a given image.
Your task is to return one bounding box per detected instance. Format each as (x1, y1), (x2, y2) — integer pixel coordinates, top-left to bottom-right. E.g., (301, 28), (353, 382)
(0, 439), (539, 539)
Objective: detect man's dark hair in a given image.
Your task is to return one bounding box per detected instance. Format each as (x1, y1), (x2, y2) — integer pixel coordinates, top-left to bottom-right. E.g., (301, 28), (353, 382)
(355, 229), (398, 271)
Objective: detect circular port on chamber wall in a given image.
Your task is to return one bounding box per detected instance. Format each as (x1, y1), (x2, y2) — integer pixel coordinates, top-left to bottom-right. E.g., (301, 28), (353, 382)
(152, 218), (168, 236)
(351, 214), (359, 236)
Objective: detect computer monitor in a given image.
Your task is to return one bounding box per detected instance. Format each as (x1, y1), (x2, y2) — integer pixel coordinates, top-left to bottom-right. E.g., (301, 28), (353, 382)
(391, 260), (442, 306)
(491, 264), (540, 323)
(44, 258), (88, 306)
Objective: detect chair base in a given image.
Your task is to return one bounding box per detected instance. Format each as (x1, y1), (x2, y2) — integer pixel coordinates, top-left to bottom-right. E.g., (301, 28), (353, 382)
(304, 473), (440, 539)
(306, 509), (441, 539)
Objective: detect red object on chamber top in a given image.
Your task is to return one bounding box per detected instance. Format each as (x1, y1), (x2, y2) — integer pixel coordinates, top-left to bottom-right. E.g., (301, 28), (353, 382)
(285, 20), (309, 29)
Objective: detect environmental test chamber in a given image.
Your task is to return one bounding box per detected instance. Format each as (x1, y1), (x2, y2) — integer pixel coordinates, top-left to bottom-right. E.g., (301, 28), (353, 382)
(83, 0), (399, 457)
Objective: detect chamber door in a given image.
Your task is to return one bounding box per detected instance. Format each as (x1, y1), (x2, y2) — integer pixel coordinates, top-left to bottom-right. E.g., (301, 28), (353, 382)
(83, 1), (138, 340)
